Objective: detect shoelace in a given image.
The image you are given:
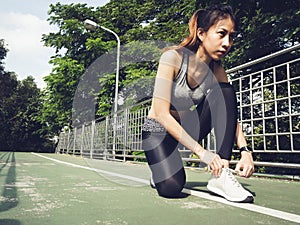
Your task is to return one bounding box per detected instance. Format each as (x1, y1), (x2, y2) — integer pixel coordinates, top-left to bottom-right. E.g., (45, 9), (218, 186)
(225, 168), (242, 187)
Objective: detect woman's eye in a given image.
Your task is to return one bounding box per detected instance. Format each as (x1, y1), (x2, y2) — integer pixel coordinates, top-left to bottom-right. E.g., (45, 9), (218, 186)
(218, 31), (226, 37)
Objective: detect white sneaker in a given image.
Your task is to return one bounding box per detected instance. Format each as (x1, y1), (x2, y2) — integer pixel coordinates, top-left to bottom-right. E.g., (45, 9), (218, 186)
(207, 168), (254, 203)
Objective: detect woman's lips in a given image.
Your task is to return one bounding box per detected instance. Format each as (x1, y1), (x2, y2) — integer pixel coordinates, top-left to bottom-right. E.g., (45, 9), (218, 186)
(216, 50), (227, 57)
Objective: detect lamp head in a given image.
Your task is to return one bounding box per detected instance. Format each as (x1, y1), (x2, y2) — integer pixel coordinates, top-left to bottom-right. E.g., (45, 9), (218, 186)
(84, 19), (99, 31)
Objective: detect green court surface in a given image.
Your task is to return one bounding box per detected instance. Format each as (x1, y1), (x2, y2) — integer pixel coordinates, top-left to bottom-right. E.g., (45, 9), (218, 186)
(0, 152), (299, 225)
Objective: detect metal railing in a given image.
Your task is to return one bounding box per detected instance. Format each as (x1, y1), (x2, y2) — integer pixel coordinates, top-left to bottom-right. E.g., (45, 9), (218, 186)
(56, 45), (300, 170)
(231, 59), (300, 152)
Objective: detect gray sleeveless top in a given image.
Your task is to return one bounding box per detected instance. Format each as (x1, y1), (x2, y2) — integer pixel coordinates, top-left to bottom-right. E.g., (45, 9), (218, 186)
(170, 52), (215, 111)
(142, 52), (215, 133)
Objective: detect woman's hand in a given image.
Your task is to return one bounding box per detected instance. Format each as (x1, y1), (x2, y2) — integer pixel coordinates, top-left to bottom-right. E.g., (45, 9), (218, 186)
(235, 151), (254, 178)
(196, 148), (224, 177)
(208, 154), (224, 177)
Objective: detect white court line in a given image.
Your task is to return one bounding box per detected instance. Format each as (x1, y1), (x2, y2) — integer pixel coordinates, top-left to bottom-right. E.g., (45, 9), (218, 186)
(32, 153), (300, 224)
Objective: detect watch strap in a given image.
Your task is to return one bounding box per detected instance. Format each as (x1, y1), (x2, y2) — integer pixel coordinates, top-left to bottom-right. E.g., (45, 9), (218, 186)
(239, 146), (253, 153)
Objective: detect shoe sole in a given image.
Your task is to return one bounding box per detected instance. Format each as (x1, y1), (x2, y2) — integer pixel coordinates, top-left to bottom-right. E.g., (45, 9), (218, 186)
(150, 178), (156, 189)
(207, 184), (254, 203)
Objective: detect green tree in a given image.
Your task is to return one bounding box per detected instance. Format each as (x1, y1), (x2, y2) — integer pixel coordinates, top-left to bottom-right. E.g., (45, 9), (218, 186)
(41, 3), (103, 131)
(0, 40), (18, 149)
(224, 0), (299, 68)
(41, 57), (85, 133)
(11, 77), (54, 152)
(41, 0), (299, 134)
(0, 39), (54, 152)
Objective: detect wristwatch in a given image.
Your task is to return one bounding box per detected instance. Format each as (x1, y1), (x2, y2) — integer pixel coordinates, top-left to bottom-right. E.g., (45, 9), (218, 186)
(239, 146), (253, 153)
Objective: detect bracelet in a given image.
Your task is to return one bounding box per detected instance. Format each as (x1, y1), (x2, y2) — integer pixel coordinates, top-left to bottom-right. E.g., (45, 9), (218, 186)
(239, 146), (253, 153)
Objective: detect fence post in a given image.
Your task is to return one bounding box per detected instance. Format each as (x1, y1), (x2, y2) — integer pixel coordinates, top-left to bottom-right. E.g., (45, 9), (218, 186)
(67, 129), (71, 154)
(58, 132), (67, 154)
(104, 116), (109, 160)
(55, 133), (59, 154)
(123, 108), (129, 162)
(112, 113), (117, 160)
(80, 124), (85, 156)
(62, 133), (66, 154)
(73, 127), (77, 155)
(90, 120), (95, 159)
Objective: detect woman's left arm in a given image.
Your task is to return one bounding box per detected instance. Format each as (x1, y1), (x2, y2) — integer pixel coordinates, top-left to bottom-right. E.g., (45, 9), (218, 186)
(235, 123), (255, 178)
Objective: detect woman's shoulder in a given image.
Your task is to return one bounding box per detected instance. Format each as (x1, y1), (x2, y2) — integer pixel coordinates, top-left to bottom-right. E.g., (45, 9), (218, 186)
(161, 48), (182, 59)
(212, 61), (229, 82)
(159, 49), (183, 69)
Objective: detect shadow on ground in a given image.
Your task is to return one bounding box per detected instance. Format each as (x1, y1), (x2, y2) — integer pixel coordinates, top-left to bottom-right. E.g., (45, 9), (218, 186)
(0, 152), (19, 212)
(0, 219), (21, 225)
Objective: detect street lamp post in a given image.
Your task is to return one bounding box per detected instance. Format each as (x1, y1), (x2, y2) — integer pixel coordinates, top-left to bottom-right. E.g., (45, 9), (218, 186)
(84, 19), (120, 113)
(84, 19), (121, 160)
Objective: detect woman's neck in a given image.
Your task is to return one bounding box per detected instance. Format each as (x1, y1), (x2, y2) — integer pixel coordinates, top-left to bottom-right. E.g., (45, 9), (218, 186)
(196, 48), (212, 65)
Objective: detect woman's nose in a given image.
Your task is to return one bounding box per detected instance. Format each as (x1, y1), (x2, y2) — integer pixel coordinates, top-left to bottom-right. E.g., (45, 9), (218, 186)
(222, 35), (232, 49)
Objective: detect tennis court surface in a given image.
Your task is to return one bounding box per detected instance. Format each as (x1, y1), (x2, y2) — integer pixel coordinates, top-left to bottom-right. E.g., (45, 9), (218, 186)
(0, 152), (299, 225)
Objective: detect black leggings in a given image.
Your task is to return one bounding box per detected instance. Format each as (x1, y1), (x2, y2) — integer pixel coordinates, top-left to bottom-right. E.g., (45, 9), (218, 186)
(142, 83), (237, 198)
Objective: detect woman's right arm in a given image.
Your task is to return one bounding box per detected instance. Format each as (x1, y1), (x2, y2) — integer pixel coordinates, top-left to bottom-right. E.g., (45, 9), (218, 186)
(149, 50), (224, 176)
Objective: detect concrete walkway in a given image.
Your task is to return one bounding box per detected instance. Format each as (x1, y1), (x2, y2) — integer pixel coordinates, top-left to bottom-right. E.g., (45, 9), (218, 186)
(0, 152), (299, 225)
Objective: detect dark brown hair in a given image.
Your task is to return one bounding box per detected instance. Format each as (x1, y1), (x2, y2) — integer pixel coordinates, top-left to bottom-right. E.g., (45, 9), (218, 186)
(179, 4), (236, 53)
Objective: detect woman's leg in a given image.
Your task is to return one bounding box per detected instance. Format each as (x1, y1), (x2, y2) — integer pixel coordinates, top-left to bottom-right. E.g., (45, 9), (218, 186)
(208, 82), (237, 160)
(142, 131), (186, 198)
(182, 82), (237, 160)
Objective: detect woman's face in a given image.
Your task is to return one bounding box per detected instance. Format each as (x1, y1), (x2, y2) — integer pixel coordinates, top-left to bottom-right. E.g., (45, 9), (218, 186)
(198, 17), (236, 62)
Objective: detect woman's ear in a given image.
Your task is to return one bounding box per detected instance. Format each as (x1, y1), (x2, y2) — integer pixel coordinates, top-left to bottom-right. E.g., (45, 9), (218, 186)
(197, 28), (205, 42)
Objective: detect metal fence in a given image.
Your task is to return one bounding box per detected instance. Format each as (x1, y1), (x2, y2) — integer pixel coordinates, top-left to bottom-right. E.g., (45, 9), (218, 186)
(56, 45), (300, 169)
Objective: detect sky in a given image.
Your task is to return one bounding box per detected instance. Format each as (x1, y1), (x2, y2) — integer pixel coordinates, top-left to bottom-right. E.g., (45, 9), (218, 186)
(0, 0), (109, 89)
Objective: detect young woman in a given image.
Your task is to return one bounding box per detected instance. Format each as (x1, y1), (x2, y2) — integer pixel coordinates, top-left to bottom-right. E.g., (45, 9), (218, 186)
(142, 4), (255, 203)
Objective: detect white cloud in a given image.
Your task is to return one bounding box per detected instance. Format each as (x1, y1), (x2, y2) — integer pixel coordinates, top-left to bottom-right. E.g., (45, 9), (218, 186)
(0, 0), (110, 89)
(0, 12), (57, 88)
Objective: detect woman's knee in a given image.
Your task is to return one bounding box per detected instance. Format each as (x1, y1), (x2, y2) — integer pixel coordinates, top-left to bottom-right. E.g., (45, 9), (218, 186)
(155, 169), (186, 198)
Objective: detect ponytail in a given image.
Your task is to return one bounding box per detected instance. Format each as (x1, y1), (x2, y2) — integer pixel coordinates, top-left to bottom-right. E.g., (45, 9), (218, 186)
(179, 9), (207, 53)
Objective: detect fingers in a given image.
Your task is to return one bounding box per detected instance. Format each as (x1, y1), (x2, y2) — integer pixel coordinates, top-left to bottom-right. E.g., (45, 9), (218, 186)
(235, 164), (254, 178)
(234, 164), (241, 175)
(209, 155), (224, 177)
(243, 166), (254, 177)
